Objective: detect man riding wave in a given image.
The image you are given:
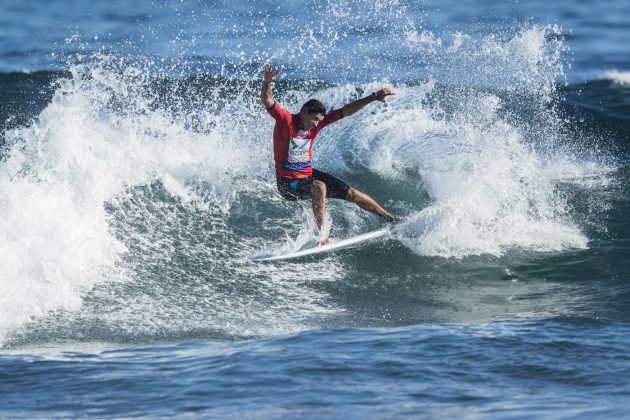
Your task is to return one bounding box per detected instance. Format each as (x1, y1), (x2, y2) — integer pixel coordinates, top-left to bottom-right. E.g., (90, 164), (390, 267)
(261, 65), (400, 244)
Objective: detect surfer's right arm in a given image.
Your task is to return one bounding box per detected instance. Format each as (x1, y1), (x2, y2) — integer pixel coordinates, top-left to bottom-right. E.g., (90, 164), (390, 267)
(261, 65), (277, 109)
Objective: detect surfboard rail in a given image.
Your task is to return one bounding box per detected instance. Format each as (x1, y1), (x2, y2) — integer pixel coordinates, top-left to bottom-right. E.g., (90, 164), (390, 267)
(251, 224), (398, 262)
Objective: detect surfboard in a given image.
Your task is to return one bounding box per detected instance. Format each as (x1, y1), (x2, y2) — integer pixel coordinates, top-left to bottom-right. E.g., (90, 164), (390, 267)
(252, 224), (399, 262)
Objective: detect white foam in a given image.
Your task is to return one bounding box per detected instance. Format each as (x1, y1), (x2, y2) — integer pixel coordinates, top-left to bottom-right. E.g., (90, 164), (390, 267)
(602, 70), (630, 86)
(320, 81), (605, 258)
(0, 58), (266, 344)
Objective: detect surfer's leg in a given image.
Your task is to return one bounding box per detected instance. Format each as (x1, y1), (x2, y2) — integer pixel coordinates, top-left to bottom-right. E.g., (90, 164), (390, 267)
(311, 169), (399, 223)
(310, 180), (327, 230)
(345, 188), (400, 222)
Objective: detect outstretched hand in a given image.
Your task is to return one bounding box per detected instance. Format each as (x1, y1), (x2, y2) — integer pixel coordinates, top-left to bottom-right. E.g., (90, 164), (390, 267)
(342, 87), (396, 117)
(375, 88), (395, 102)
(264, 65), (278, 82)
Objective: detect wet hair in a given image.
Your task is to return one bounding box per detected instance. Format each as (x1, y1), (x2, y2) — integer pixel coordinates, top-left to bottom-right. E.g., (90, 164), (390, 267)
(301, 99), (326, 115)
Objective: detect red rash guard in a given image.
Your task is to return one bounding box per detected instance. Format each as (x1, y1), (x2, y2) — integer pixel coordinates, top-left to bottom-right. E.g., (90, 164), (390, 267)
(267, 102), (343, 179)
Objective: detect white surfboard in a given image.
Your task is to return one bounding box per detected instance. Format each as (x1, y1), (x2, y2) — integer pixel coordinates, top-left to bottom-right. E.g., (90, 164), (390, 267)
(252, 224), (399, 262)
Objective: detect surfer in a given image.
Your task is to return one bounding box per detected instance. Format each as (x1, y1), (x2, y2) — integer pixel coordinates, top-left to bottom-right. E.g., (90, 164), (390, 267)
(261, 65), (400, 243)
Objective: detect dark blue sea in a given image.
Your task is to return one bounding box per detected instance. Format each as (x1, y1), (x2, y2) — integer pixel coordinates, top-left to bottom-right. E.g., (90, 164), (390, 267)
(1, 0), (630, 417)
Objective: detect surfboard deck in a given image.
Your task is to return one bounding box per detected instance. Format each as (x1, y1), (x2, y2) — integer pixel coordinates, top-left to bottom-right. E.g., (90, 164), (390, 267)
(252, 224), (398, 262)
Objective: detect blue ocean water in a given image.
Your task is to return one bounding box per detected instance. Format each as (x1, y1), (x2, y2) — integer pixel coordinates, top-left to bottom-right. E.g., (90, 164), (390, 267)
(1, 0), (630, 417)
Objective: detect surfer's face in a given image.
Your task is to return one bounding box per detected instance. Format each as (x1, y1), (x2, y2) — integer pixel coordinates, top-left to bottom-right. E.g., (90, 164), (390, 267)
(299, 107), (325, 130)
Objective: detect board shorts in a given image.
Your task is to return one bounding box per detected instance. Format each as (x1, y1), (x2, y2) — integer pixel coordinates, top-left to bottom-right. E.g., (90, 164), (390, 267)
(276, 169), (351, 201)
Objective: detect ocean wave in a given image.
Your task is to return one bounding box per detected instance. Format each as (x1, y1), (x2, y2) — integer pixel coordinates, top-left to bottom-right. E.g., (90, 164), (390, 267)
(0, 24), (618, 346)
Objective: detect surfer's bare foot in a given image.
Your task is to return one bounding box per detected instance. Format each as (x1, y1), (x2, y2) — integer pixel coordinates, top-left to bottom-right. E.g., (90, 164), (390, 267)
(387, 214), (403, 223)
(320, 237), (333, 246)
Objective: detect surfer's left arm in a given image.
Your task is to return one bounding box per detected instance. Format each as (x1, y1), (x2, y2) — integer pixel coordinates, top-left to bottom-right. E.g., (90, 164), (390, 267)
(341, 88), (395, 117)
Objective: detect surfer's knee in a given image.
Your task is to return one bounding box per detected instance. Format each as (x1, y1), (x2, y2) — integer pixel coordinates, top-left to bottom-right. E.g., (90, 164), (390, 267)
(311, 180), (326, 197)
(345, 187), (359, 202)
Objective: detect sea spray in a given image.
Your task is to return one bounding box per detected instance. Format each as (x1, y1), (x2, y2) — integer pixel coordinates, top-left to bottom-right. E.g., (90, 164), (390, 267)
(0, 56), (265, 343)
(0, 53), (353, 345)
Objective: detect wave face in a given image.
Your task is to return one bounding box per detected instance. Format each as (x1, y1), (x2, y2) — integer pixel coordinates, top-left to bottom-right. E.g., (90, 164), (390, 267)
(0, 1), (627, 348)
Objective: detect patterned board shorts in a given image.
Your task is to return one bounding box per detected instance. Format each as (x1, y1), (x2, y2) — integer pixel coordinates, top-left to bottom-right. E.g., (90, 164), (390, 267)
(276, 169), (351, 201)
